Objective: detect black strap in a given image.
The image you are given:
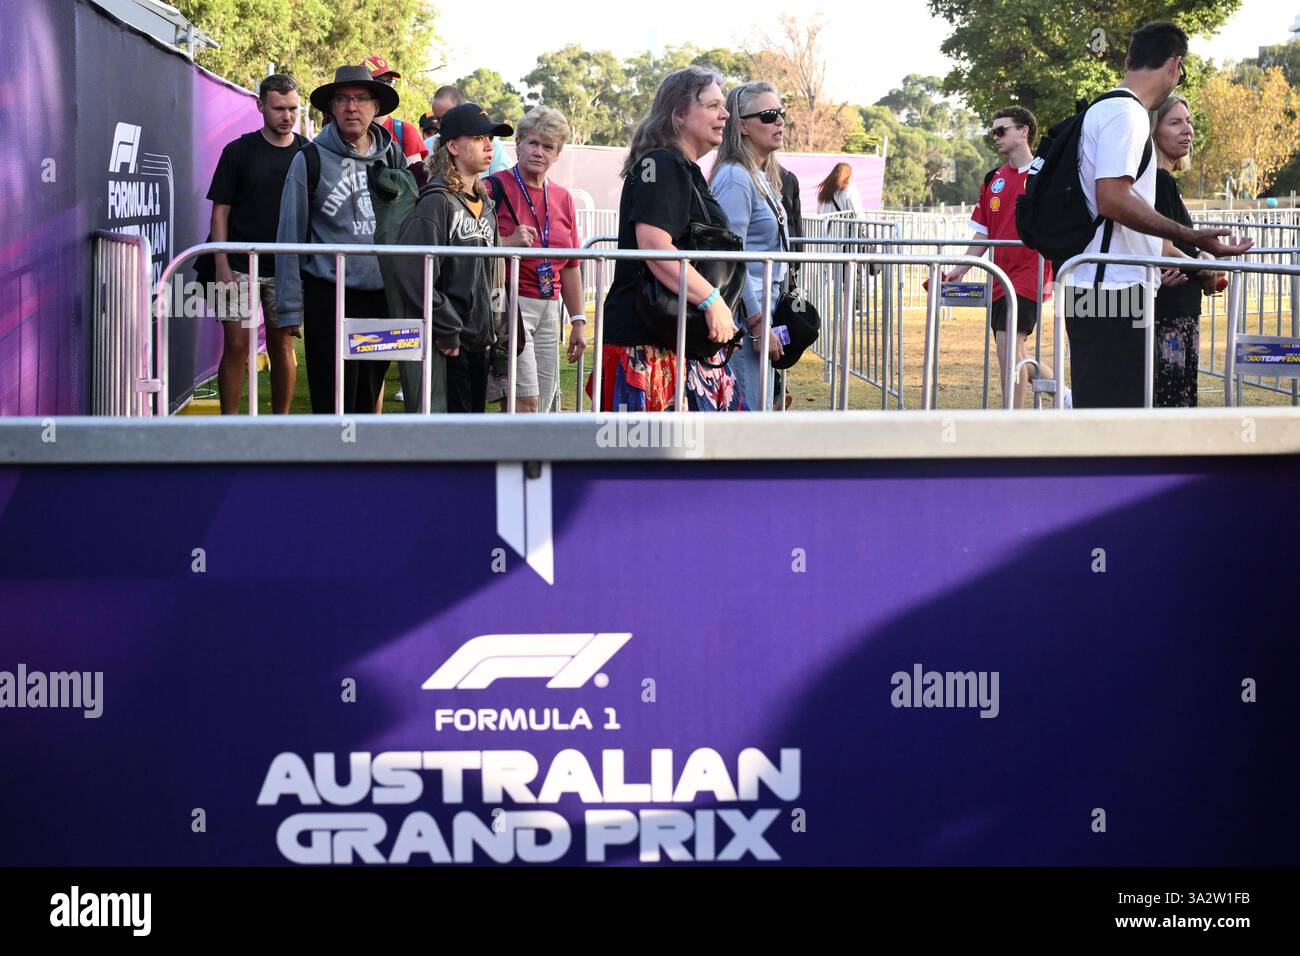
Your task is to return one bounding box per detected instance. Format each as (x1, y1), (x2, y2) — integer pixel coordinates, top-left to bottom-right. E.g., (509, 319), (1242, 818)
(1090, 92), (1154, 287)
(485, 174), (521, 229)
(688, 179), (714, 227)
(754, 176), (795, 295)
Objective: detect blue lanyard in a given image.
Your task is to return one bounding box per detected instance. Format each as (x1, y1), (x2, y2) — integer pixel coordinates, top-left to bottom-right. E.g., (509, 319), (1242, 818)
(511, 165), (550, 248)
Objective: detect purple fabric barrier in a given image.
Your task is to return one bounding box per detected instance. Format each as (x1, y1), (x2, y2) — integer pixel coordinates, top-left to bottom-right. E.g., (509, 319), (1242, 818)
(0, 455), (1295, 865)
(0, 0), (259, 415)
(502, 143), (885, 217)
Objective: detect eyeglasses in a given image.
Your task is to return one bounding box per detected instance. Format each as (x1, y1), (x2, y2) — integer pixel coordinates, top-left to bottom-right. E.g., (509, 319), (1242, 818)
(741, 108), (786, 124)
(332, 94), (375, 106)
(1177, 58), (1187, 87)
(989, 124), (1023, 138)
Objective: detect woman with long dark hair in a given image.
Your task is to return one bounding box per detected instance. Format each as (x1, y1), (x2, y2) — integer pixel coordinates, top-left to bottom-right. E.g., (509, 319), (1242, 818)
(586, 66), (743, 412)
(817, 162), (862, 214)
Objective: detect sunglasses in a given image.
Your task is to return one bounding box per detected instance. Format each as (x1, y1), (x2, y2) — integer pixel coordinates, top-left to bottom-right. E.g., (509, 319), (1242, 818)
(989, 124), (1023, 138)
(740, 108), (786, 124)
(1177, 58), (1187, 87)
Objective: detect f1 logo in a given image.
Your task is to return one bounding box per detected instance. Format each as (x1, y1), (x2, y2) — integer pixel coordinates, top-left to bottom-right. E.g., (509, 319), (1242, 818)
(109, 123), (142, 174)
(423, 633), (632, 690)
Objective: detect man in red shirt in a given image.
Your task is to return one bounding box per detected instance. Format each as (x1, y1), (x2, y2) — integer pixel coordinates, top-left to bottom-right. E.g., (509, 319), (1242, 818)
(363, 55), (428, 185)
(945, 106), (1059, 408)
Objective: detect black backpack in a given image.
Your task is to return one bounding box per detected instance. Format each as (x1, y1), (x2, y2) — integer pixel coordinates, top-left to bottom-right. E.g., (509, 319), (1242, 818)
(1015, 90), (1153, 282)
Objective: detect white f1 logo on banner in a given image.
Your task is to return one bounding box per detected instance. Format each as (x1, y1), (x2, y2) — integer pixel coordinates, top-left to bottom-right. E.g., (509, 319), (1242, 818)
(109, 123), (141, 174)
(423, 633), (632, 690)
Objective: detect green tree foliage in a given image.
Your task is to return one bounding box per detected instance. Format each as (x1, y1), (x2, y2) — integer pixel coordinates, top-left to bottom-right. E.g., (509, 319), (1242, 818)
(454, 68), (525, 124)
(865, 79), (996, 206)
(176, 0), (443, 122)
(522, 45), (628, 146)
(927, 0), (1242, 127)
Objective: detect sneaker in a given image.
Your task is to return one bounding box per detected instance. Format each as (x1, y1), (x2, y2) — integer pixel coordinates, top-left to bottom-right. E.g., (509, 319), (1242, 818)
(394, 388), (404, 403)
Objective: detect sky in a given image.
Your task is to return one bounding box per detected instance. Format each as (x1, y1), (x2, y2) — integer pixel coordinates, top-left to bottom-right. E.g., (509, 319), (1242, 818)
(429, 0), (1299, 106)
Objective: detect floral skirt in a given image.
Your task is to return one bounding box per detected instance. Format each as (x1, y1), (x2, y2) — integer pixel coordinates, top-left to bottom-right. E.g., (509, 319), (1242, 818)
(1155, 314), (1200, 408)
(585, 344), (745, 412)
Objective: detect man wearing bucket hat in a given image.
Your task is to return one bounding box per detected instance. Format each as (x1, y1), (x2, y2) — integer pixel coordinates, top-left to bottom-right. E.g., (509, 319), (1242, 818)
(275, 64), (405, 413)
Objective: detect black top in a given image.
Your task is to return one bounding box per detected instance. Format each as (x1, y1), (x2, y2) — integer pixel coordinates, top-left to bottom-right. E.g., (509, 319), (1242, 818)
(602, 148), (729, 346)
(1153, 169), (1202, 320)
(205, 130), (307, 276)
(779, 165), (802, 237)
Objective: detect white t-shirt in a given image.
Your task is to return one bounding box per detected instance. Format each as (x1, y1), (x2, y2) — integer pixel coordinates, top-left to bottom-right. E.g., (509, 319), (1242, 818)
(1069, 88), (1159, 289)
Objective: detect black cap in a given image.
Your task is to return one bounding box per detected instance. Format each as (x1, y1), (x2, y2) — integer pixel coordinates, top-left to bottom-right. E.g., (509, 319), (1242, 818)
(438, 103), (513, 141)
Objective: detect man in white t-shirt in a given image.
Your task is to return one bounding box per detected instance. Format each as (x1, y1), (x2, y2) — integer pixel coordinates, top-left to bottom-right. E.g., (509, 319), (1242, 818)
(1064, 20), (1252, 407)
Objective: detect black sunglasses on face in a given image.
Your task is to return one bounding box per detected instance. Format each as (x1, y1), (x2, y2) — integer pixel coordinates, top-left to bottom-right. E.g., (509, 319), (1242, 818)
(989, 124), (1023, 138)
(740, 108), (786, 124)
(1177, 58), (1187, 86)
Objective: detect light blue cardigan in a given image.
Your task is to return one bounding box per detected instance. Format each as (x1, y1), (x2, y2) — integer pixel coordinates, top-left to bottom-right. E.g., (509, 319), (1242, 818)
(710, 162), (788, 319)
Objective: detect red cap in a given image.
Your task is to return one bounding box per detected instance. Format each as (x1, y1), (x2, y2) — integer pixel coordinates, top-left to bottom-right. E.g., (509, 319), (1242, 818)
(362, 55), (400, 79)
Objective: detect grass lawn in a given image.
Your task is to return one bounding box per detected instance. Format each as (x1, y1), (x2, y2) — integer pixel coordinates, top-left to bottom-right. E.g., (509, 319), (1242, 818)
(198, 302), (1297, 414)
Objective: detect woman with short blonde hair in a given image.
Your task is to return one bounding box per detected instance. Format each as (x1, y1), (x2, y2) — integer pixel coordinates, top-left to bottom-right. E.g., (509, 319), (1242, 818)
(485, 106), (587, 412)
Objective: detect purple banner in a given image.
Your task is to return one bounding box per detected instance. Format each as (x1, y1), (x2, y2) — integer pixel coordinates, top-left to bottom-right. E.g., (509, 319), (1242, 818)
(0, 0), (259, 415)
(0, 455), (1296, 865)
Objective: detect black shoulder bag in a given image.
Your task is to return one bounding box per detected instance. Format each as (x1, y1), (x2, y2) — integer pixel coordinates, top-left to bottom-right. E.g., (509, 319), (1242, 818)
(756, 180), (820, 370)
(634, 176), (747, 366)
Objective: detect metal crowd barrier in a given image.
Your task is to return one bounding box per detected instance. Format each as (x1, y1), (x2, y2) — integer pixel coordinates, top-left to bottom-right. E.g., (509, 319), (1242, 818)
(92, 231), (160, 416)
(800, 218), (902, 394)
(1195, 240), (1300, 404)
(156, 243), (1018, 414)
(1053, 252), (1300, 408)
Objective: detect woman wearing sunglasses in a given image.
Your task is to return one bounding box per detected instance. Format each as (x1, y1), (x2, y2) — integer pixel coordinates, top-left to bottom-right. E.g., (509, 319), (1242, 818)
(710, 82), (788, 411)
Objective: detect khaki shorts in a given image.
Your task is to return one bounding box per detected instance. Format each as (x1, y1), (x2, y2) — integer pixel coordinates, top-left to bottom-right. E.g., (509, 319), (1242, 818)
(209, 271), (279, 327)
(486, 296), (562, 408)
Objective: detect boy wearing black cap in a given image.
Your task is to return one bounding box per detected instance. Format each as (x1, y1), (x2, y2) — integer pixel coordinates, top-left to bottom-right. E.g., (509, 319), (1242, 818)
(392, 104), (514, 413)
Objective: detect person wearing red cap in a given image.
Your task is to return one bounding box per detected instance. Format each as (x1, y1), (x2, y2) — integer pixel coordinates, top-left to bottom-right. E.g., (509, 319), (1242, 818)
(364, 55), (428, 186)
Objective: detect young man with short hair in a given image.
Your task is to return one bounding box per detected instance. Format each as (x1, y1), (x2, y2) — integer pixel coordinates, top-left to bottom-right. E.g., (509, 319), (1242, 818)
(203, 74), (305, 414)
(946, 105), (1056, 408)
(1063, 20), (1251, 407)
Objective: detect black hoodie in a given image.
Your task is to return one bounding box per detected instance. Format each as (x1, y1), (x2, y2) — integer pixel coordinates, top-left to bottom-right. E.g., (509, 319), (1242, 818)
(393, 173), (499, 352)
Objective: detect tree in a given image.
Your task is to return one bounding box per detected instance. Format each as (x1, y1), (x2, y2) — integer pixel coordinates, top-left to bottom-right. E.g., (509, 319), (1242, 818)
(177, 0), (444, 121)
(876, 75), (952, 130)
(621, 45), (702, 130)
(523, 45), (628, 146)
(1250, 41), (1300, 88)
(1195, 67), (1300, 198)
(745, 15), (856, 152)
(454, 68), (525, 123)
(927, 0), (1242, 128)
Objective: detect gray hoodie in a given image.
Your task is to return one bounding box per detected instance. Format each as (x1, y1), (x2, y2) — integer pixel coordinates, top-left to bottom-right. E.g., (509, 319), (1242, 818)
(274, 121), (398, 326)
